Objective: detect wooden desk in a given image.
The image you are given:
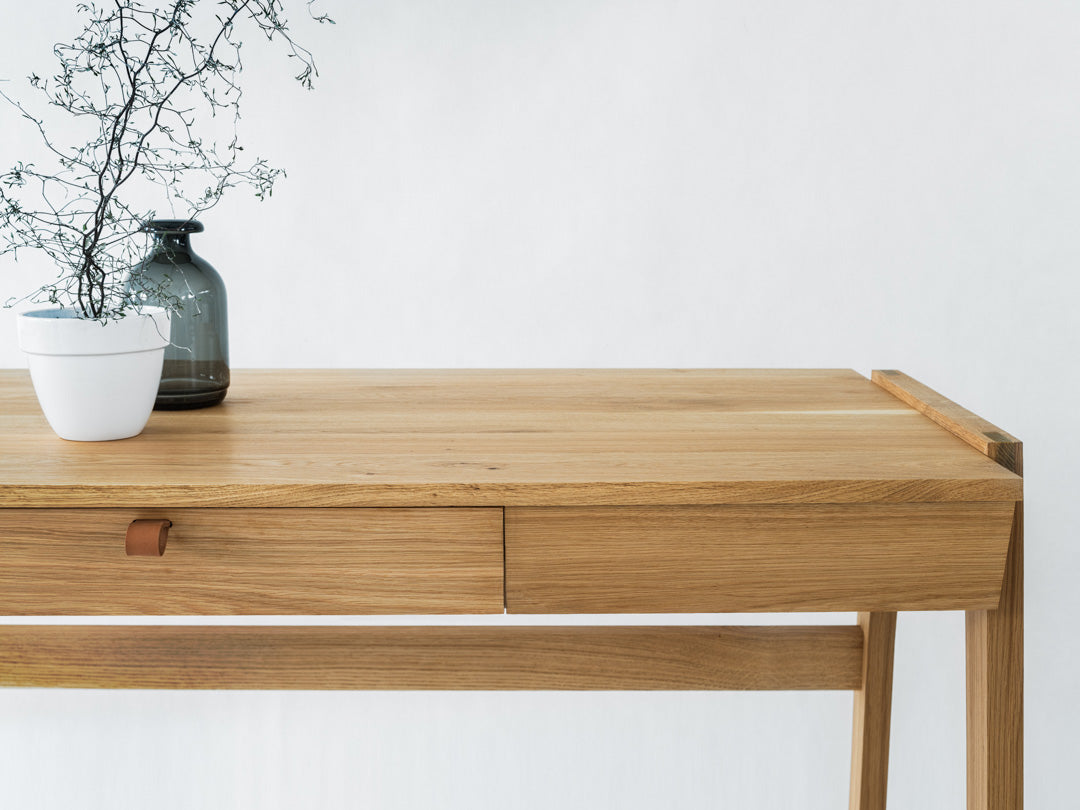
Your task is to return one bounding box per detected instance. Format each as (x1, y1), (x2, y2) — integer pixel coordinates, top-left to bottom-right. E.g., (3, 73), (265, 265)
(0, 369), (1022, 809)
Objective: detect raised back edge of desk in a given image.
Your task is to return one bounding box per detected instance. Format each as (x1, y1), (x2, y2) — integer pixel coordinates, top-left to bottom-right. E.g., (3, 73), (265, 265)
(871, 370), (1022, 476)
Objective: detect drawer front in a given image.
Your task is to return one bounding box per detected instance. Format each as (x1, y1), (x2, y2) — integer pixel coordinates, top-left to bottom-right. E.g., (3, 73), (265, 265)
(505, 503), (1017, 613)
(0, 508), (503, 615)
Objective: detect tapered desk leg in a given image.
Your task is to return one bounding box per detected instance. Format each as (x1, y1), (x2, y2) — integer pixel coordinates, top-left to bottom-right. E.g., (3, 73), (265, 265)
(967, 502), (1023, 810)
(850, 611), (897, 810)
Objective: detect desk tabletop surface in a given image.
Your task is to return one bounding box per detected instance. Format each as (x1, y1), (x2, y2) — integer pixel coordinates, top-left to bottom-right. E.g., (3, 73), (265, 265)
(0, 368), (1021, 507)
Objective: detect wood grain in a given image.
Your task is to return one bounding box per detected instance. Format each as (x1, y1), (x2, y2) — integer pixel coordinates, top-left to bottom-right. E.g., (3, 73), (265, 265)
(0, 508), (503, 615)
(871, 370), (1022, 474)
(0, 369), (1021, 507)
(505, 503), (1016, 613)
(0, 625), (865, 690)
(849, 612), (897, 810)
(872, 370), (1023, 808)
(967, 502), (1023, 810)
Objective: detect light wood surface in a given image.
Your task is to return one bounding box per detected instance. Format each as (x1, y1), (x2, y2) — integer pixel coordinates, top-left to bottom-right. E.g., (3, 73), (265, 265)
(0, 508), (504, 614)
(872, 370), (1022, 474)
(849, 612), (897, 810)
(0, 369), (1021, 507)
(0, 367), (1026, 806)
(0, 625), (864, 690)
(872, 369), (1023, 809)
(967, 502), (1024, 810)
(504, 503), (1016, 613)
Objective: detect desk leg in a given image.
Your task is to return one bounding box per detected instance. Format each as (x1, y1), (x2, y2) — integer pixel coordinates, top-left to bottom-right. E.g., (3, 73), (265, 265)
(966, 502), (1023, 810)
(849, 611), (897, 810)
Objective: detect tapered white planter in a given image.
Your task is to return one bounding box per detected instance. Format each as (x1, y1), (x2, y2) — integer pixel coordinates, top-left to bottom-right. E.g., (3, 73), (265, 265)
(17, 307), (171, 441)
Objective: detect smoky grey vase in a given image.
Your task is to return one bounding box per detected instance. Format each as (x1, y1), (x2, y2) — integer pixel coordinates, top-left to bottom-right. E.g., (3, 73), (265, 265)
(132, 220), (229, 409)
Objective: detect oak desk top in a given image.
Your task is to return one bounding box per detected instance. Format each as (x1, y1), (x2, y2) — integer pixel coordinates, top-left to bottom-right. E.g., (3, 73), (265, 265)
(0, 368), (1021, 507)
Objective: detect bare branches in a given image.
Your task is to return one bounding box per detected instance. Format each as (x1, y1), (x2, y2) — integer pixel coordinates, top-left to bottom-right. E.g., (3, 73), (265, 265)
(1, 0), (333, 319)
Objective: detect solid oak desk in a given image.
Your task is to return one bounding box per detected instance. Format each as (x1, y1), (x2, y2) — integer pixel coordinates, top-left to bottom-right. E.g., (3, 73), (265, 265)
(0, 369), (1022, 810)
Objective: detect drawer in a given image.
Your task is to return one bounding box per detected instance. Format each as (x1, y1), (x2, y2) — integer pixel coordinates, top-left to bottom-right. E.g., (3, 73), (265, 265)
(0, 508), (503, 615)
(505, 503), (1017, 613)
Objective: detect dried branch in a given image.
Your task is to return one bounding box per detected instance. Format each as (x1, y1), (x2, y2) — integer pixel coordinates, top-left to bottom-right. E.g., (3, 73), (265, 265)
(1, 0), (334, 319)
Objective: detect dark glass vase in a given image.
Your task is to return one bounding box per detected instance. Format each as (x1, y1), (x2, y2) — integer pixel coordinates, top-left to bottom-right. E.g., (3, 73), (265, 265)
(132, 220), (229, 409)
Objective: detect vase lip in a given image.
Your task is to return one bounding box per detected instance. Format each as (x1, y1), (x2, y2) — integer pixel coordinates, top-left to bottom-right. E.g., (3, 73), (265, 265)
(143, 219), (204, 234)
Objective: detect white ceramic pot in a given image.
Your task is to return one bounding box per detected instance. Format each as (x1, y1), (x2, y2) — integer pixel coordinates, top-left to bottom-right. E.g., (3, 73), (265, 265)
(17, 307), (172, 441)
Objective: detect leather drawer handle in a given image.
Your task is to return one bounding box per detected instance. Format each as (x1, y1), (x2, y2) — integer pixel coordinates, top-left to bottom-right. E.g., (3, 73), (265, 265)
(126, 519), (172, 557)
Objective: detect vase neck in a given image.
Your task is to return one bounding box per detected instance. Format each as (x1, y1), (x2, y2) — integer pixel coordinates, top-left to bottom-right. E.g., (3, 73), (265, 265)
(152, 233), (193, 251)
(143, 219), (203, 256)
(146, 233), (200, 265)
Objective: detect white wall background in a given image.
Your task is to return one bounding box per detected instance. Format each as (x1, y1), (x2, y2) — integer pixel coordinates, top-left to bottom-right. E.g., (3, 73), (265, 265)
(1, 1), (1077, 807)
